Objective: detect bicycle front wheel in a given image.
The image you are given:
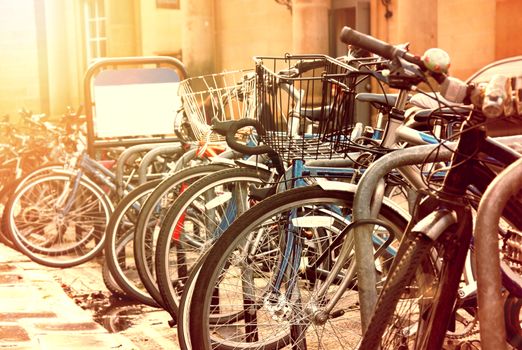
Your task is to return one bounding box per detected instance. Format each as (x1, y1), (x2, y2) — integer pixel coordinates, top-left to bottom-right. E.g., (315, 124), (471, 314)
(187, 184), (408, 350)
(155, 166), (273, 318)
(359, 207), (472, 350)
(5, 172), (112, 267)
(104, 179), (162, 306)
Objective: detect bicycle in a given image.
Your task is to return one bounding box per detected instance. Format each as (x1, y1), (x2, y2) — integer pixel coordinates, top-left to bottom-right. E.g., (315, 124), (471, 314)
(104, 70), (257, 304)
(334, 27), (522, 349)
(0, 109), (81, 249)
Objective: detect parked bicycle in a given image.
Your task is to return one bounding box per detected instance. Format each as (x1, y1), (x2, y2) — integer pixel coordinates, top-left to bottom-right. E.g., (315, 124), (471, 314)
(335, 27), (522, 349)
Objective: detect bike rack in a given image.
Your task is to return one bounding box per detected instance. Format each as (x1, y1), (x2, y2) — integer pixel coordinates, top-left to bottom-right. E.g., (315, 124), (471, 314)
(137, 143), (186, 184)
(114, 143), (165, 198)
(351, 143), (454, 330)
(474, 158), (522, 349)
(83, 56), (188, 158)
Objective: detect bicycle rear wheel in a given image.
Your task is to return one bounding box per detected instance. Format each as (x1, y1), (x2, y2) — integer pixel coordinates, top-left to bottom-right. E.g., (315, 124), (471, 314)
(187, 184), (408, 350)
(5, 172), (112, 267)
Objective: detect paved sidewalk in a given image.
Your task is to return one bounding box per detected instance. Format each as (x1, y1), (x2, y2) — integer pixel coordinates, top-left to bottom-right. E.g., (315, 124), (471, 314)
(0, 243), (178, 350)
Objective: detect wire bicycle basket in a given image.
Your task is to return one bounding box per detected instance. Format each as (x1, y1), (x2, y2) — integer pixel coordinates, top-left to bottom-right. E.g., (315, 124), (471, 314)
(178, 70), (256, 142)
(254, 54), (365, 162)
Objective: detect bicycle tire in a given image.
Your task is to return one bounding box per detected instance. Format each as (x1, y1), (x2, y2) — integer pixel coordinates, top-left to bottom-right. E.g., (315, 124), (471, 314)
(5, 172), (112, 267)
(155, 166), (273, 318)
(133, 163), (231, 307)
(177, 250), (209, 349)
(360, 207), (473, 350)
(1, 164), (64, 248)
(0, 178), (22, 249)
(104, 179), (162, 306)
(188, 184), (408, 350)
(102, 259), (127, 298)
(358, 231), (434, 350)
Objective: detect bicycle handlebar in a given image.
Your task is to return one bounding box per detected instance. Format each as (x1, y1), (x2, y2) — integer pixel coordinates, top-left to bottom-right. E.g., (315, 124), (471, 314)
(340, 27), (425, 69)
(211, 119), (271, 155)
(211, 118), (285, 173)
(340, 27), (520, 118)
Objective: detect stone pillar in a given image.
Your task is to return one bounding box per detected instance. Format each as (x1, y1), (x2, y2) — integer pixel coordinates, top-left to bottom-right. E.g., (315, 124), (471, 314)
(371, 0), (436, 54)
(181, 0), (215, 76)
(292, 0), (330, 54)
(396, 0), (437, 54)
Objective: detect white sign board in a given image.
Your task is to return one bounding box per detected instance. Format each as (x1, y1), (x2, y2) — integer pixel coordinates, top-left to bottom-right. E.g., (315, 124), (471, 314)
(92, 68), (182, 138)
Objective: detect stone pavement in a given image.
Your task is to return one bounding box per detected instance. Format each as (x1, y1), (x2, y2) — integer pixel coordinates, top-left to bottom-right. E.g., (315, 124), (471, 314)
(0, 243), (180, 350)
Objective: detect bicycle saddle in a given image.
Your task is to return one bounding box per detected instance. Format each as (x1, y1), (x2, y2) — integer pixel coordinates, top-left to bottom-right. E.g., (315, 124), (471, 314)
(412, 107), (470, 121)
(356, 93), (401, 108)
(300, 105), (333, 121)
(409, 92), (465, 109)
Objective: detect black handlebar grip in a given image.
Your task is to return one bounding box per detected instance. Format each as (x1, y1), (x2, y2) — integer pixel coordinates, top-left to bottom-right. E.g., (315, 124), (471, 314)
(340, 27), (398, 60)
(212, 119), (274, 155)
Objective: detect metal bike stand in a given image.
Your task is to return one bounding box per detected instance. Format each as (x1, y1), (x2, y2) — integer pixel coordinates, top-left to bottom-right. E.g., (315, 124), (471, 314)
(474, 158), (522, 350)
(137, 143), (184, 184)
(352, 143), (454, 330)
(113, 143), (162, 197)
(167, 146), (242, 175)
(82, 56), (188, 199)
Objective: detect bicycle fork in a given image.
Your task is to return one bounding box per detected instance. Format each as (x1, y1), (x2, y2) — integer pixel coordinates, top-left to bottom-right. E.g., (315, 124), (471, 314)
(412, 205), (473, 350)
(54, 170), (83, 217)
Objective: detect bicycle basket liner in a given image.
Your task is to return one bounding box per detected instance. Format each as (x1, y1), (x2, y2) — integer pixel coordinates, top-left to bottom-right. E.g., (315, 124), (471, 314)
(254, 54), (359, 161)
(178, 70), (256, 142)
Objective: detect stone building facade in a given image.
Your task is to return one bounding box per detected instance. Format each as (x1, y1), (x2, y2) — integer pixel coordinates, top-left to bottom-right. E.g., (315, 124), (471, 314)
(0, 0), (520, 120)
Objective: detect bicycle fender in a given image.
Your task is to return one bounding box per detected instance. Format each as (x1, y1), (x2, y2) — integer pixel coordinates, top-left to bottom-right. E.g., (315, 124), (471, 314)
(315, 177), (358, 193)
(315, 178), (411, 221)
(412, 208), (457, 241)
(209, 157), (237, 166)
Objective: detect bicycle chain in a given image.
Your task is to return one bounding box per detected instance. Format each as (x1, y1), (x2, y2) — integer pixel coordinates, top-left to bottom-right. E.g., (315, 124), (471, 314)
(444, 308), (480, 340)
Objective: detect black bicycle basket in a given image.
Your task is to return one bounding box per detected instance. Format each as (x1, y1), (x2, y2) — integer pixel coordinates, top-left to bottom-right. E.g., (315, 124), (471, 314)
(254, 54), (365, 162)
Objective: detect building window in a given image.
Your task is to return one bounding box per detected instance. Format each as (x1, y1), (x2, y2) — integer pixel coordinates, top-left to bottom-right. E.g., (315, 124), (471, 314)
(83, 0), (107, 62)
(156, 0), (180, 9)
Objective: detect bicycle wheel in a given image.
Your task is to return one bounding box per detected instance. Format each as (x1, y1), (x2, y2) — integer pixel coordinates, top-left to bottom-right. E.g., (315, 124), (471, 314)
(1, 164), (64, 248)
(133, 163), (231, 307)
(102, 259), (127, 298)
(104, 179), (162, 306)
(359, 208), (472, 350)
(188, 184), (408, 350)
(5, 172), (112, 267)
(359, 231), (434, 350)
(155, 166), (273, 318)
(505, 294), (522, 348)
